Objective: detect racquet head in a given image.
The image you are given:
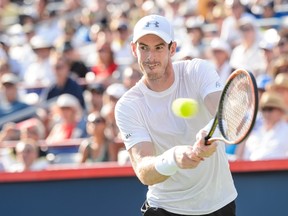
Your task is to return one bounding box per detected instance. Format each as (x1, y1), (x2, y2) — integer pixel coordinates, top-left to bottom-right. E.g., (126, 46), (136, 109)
(208, 69), (258, 145)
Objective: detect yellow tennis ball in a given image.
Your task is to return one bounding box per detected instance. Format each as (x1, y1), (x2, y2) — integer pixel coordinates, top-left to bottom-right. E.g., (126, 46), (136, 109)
(172, 98), (198, 118)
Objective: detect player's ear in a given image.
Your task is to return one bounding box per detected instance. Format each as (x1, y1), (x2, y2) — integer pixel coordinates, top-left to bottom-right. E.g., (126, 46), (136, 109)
(130, 42), (138, 58)
(169, 41), (177, 57)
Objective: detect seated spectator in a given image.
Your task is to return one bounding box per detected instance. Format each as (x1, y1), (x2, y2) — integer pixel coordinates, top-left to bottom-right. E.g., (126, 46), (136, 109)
(208, 37), (232, 84)
(41, 54), (86, 110)
(90, 41), (118, 80)
(7, 139), (48, 172)
(0, 73), (31, 123)
(236, 91), (288, 161)
(78, 112), (109, 163)
(57, 41), (89, 79)
(101, 83), (127, 161)
(46, 94), (87, 155)
(269, 54), (288, 78)
(17, 118), (47, 157)
(267, 73), (288, 120)
(84, 82), (106, 114)
(229, 16), (266, 77)
(24, 35), (55, 88)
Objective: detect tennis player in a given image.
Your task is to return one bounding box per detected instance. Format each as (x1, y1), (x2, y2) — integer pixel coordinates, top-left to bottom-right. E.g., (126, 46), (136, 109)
(115, 15), (237, 216)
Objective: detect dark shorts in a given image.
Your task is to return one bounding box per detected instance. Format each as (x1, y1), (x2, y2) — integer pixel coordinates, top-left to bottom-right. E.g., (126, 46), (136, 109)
(141, 200), (236, 216)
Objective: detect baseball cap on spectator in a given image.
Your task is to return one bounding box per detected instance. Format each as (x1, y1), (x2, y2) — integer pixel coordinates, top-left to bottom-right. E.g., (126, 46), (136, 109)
(106, 83), (127, 99)
(238, 16), (256, 30)
(259, 39), (275, 51)
(1, 73), (19, 85)
(270, 55), (288, 77)
(132, 15), (174, 43)
(256, 74), (272, 91)
(30, 35), (53, 50)
(259, 91), (287, 112)
(185, 16), (204, 30)
(87, 83), (106, 94)
(56, 94), (80, 108)
(210, 38), (231, 55)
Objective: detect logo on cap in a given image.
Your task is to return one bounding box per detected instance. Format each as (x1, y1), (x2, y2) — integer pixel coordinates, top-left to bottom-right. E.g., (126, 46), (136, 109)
(145, 21), (159, 28)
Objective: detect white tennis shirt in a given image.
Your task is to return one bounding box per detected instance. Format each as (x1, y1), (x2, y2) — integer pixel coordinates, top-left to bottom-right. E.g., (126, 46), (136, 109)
(115, 59), (237, 215)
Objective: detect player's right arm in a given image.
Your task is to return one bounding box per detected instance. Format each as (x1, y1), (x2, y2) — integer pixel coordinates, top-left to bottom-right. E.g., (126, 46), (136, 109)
(128, 131), (214, 186)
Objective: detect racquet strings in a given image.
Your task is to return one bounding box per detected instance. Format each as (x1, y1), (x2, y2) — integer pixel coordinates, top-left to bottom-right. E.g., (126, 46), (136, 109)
(218, 73), (256, 143)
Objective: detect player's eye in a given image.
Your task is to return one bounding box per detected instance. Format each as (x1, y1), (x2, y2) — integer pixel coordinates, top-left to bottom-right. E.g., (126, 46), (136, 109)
(140, 45), (149, 51)
(155, 45), (164, 51)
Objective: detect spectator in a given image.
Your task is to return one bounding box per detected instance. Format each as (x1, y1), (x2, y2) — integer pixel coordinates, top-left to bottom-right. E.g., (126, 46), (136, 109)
(269, 54), (288, 78)
(85, 82), (106, 114)
(57, 41), (89, 79)
(78, 112), (109, 163)
(0, 73), (31, 123)
(101, 83), (127, 161)
(0, 59), (12, 78)
(211, 3), (228, 37)
(90, 41), (118, 81)
(0, 36), (22, 76)
(229, 16), (266, 77)
(7, 139), (48, 172)
(267, 73), (288, 120)
(46, 94), (86, 155)
(110, 20), (134, 67)
(182, 16), (207, 58)
(17, 117), (47, 157)
(41, 54), (86, 110)
(221, 0), (255, 48)
(258, 38), (277, 75)
(208, 37), (232, 84)
(236, 91), (288, 161)
(24, 35), (55, 88)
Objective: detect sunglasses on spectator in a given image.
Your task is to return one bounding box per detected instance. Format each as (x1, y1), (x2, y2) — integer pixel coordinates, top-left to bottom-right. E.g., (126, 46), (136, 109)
(89, 118), (105, 124)
(261, 107), (278, 112)
(240, 26), (253, 32)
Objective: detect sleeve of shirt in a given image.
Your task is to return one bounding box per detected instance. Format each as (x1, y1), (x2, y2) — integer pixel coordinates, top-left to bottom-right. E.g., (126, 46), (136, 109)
(115, 99), (152, 150)
(188, 58), (223, 100)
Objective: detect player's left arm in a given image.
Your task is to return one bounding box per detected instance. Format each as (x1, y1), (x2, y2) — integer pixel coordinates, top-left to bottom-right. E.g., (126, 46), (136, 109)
(204, 91), (221, 116)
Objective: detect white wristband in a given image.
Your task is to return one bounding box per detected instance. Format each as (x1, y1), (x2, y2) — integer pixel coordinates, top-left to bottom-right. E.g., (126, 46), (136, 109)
(154, 147), (178, 176)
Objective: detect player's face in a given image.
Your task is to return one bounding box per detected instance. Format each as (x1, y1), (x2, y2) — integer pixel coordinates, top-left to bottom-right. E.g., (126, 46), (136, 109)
(131, 34), (176, 83)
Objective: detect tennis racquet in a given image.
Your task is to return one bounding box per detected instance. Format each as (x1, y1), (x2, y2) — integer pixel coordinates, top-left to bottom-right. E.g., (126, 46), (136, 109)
(205, 69), (258, 145)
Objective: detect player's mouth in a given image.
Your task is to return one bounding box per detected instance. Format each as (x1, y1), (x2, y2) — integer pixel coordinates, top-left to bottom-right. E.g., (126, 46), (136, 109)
(145, 63), (160, 70)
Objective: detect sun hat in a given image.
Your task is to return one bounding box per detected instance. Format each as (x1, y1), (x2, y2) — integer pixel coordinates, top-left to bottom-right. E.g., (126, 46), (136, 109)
(259, 91), (287, 112)
(132, 14), (174, 43)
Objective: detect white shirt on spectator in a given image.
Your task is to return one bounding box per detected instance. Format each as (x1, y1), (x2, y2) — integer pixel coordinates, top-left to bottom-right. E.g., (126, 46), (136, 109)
(243, 120), (288, 161)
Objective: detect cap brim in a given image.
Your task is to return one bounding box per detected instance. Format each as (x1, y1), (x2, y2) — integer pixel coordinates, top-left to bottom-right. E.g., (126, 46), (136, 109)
(133, 30), (172, 44)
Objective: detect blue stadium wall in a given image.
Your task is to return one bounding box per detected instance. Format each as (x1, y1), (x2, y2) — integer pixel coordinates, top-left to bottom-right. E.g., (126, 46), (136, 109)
(0, 160), (287, 216)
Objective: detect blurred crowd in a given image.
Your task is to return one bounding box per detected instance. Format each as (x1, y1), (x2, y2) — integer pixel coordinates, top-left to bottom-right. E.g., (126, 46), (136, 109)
(0, 0), (288, 172)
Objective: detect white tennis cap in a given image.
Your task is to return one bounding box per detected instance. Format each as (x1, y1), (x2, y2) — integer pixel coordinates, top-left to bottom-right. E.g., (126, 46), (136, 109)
(132, 15), (174, 44)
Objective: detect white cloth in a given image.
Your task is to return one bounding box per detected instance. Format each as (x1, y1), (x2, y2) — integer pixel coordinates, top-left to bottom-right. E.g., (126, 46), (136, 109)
(24, 59), (55, 86)
(229, 42), (266, 77)
(243, 120), (288, 161)
(115, 59), (237, 215)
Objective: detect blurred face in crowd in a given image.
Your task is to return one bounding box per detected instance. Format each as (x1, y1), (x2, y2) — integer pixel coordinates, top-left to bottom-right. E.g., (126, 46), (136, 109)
(16, 142), (38, 170)
(52, 56), (70, 85)
(261, 106), (285, 129)
(2, 82), (17, 103)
